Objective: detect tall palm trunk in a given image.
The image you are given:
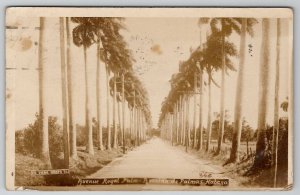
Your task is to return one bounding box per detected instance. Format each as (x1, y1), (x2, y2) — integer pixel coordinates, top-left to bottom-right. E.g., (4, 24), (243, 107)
(96, 31), (104, 150)
(83, 45), (94, 155)
(193, 72), (197, 148)
(38, 17), (51, 167)
(66, 18), (77, 159)
(198, 68), (204, 150)
(132, 91), (136, 145)
(105, 64), (111, 150)
(170, 113), (173, 145)
(178, 96), (182, 144)
(273, 18), (281, 187)
(166, 114), (168, 140)
(141, 112), (144, 141)
(253, 18), (271, 169)
(168, 114), (171, 141)
(206, 71), (212, 152)
(165, 114), (168, 140)
(197, 26), (204, 151)
(117, 100), (122, 145)
(184, 95), (188, 151)
(162, 118), (165, 139)
(217, 33), (226, 155)
(176, 101), (179, 143)
(228, 19), (247, 163)
(166, 116), (168, 140)
(113, 76), (118, 148)
(182, 95), (185, 145)
(144, 114), (147, 140)
(59, 17), (70, 166)
(140, 110), (143, 142)
(182, 95), (186, 145)
(121, 73), (125, 153)
(135, 107), (137, 142)
(141, 113), (144, 141)
(186, 95), (191, 146)
(139, 109), (142, 144)
(186, 95), (190, 147)
(129, 107), (132, 140)
(133, 91), (136, 145)
(168, 113), (170, 142)
(137, 108), (140, 145)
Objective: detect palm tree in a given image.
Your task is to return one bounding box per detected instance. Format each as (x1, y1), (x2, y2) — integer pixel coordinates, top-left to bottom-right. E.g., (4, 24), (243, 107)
(209, 18), (240, 155)
(273, 18), (281, 187)
(253, 18), (271, 170)
(59, 17), (70, 167)
(133, 90), (137, 145)
(124, 74), (136, 141)
(228, 19), (247, 162)
(175, 101), (179, 144)
(92, 18), (127, 150)
(185, 47), (206, 150)
(178, 95), (182, 144)
(117, 94), (122, 146)
(100, 18), (127, 150)
(112, 75), (118, 148)
(123, 71), (151, 146)
(105, 62), (112, 150)
(180, 95), (184, 144)
(92, 18), (105, 151)
(186, 94), (191, 150)
(197, 63), (204, 150)
(38, 17), (51, 167)
(192, 71), (197, 148)
(181, 95), (187, 146)
(66, 17), (78, 159)
(228, 18), (257, 163)
(194, 18), (240, 154)
(197, 18), (209, 150)
(206, 66), (212, 152)
(72, 17), (95, 155)
(201, 26), (238, 152)
(121, 73), (126, 151)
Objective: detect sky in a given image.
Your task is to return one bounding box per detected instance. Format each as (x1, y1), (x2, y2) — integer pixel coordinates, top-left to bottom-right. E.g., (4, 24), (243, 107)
(6, 17), (291, 130)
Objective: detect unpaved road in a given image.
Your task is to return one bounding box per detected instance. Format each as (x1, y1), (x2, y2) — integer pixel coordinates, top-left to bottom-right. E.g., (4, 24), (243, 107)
(82, 137), (241, 190)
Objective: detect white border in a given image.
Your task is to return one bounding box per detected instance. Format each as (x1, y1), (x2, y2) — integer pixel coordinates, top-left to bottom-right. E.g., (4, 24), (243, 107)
(0, 1), (298, 195)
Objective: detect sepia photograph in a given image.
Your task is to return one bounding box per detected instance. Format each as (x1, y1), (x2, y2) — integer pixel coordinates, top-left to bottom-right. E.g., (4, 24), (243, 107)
(5, 7), (293, 190)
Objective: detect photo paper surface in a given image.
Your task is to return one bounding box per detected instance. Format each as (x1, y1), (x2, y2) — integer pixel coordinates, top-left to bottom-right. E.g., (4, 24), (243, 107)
(6, 7), (293, 190)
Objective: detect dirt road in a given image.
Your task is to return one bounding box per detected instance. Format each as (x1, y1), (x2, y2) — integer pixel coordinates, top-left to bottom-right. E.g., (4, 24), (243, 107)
(83, 137), (240, 190)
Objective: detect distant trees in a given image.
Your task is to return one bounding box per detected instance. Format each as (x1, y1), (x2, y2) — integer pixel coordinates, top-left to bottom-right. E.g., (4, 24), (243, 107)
(241, 119), (255, 156)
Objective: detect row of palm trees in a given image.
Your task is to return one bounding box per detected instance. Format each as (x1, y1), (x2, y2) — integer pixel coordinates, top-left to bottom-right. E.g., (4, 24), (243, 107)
(38, 17), (151, 168)
(159, 17), (284, 175)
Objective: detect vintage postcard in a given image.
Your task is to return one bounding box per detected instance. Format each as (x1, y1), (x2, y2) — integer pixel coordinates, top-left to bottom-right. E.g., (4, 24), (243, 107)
(6, 7), (293, 190)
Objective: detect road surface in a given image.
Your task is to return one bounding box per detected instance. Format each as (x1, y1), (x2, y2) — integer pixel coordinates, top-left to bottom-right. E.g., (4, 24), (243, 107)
(84, 137), (240, 190)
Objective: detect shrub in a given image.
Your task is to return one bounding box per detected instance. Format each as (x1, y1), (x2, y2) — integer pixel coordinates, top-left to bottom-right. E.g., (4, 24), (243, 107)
(15, 113), (64, 164)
